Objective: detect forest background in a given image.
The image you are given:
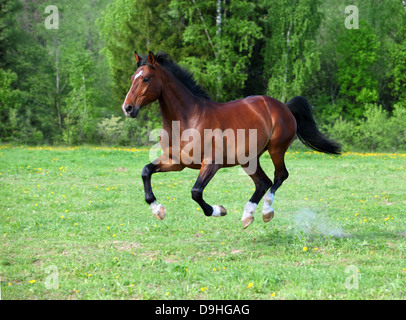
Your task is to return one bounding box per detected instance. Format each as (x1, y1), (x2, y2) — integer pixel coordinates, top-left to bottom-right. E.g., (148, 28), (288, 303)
(1, 0), (405, 151)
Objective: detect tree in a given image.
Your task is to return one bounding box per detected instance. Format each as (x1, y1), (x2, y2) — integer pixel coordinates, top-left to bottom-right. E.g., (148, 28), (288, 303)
(99, 0), (185, 102)
(170, 0), (263, 101)
(389, 41), (406, 105)
(335, 20), (380, 118)
(262, 0), (322, 102)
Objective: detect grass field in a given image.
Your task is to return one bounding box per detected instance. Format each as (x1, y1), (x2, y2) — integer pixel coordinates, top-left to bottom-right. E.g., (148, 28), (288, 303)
(0, 145), (405, 300)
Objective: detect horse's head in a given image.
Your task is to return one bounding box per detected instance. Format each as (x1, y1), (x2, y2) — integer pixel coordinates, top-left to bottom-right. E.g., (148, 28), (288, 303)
(122, 51), (162, 118)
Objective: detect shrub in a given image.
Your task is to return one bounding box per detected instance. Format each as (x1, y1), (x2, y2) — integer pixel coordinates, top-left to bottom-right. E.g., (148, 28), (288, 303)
(97, 115), (126, 145)
(327, 103), (406, 152)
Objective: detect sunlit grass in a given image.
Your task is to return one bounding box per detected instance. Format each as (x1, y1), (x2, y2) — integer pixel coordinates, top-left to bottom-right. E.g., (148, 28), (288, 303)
(0, 145), (405, 299)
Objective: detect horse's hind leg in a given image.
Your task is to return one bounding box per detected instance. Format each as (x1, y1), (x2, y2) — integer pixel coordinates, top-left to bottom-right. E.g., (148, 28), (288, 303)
(241, 159), (273, 229)
(262, 143), (290, 219)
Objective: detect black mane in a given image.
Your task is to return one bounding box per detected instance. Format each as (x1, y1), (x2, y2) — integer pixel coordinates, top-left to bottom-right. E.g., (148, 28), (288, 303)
(138, 52), (211, 100)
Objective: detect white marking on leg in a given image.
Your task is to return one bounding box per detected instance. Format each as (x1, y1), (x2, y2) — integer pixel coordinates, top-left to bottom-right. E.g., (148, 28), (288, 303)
(212, 205), (222, 217)
(241, 201), (257, 221)
(150, 201), (163, 216)
(262, 191), (275, 222)
(262, 191), (274, 214)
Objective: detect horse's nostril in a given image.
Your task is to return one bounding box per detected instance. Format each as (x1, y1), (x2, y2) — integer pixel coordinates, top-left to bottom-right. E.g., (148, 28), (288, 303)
(125, 105), (134, 114)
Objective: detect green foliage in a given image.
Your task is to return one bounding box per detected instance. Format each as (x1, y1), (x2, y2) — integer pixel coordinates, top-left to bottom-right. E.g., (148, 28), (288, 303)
(171, 0), (263, 101)
(336, 20), (380, 117)
(389, 40), (406, 104)
(97, 115), (126, 145)
(328, 104), (406, 152)
(263, 0), (321, 102)
(0, 0), (405, 151)
(0, 69), (22, 140)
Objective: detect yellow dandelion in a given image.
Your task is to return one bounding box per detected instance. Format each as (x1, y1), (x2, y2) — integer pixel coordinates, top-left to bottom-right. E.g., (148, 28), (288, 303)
(271, 292), (276, 297)
(247, 282), (253, 288)
(303, 247), (308, 252)
(28, 280), (36, 284)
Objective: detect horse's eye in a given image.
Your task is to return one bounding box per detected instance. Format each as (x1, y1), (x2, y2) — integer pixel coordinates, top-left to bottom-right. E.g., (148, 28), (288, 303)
(143, 77), (150, 83)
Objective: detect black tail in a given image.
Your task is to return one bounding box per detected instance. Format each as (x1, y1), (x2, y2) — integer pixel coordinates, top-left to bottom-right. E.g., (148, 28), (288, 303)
(286, 96), (341, 155)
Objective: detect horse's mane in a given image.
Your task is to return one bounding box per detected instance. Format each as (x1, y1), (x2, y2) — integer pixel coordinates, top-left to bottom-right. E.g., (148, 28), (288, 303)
(138, 51), (211, 100)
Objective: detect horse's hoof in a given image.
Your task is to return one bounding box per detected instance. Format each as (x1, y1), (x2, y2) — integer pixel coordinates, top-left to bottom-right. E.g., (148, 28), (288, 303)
(212, 205), (227, 217)
(219, 205), (227, 216)
(242, 215), (254, 229)
(155, 205), (166, 220)
(262, 209), (274, 223)
(150, 202), (166, 220)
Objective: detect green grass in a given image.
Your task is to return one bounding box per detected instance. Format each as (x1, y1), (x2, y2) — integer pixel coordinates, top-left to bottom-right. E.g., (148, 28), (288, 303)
(0, 145), (405, 300)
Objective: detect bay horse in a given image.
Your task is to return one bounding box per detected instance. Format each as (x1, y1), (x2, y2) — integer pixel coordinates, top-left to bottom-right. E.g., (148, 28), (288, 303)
(122, 51), (341, 229)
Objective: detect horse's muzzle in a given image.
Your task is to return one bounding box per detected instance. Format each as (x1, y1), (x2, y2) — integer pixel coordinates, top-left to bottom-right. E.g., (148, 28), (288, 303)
(124, 104), (140, 118)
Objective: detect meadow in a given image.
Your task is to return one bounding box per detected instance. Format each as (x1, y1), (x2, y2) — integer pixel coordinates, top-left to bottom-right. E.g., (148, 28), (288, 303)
(0, 145), (405, 300)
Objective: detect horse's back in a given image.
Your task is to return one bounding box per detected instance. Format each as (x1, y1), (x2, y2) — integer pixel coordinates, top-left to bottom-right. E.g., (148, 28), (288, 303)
(236, 95), (297, 149)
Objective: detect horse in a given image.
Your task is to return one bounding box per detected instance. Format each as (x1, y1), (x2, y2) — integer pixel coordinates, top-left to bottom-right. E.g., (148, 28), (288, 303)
(122, 51), (341, 229)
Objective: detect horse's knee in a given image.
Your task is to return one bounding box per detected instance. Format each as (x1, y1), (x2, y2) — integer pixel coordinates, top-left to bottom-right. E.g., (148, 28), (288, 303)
(191, 188), (202, 202)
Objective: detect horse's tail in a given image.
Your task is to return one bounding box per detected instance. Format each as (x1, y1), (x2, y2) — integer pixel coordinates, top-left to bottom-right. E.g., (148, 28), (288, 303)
(286, 96), (341, 155)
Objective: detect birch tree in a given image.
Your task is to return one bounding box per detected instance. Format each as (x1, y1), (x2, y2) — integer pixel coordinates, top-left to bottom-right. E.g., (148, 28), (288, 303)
(170, 0), (263, 101)
(262, 0), (321, 102)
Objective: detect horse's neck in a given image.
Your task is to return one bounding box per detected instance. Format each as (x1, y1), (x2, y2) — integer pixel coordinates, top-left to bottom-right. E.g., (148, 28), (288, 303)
(158, 74), (200, 130)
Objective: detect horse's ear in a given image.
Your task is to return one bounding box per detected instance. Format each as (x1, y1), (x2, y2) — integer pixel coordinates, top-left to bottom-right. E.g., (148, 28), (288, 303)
(147, 51), (156, 66)
(134, 51), (142, 64)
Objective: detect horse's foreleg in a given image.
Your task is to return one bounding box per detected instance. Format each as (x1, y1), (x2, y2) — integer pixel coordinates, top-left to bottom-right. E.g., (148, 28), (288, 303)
(142, 158), (184, 220)
(191, 163), (227, 217)
(241, 160), (273, 229)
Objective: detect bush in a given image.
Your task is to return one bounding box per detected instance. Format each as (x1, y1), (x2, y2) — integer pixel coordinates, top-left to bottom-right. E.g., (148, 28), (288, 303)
(97, 115), (126, 145)
(327, 103), (406, 152)
(96, 103), (162, 146)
